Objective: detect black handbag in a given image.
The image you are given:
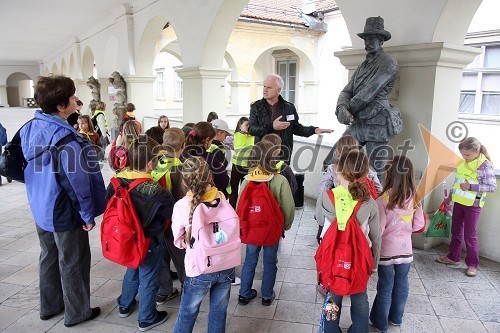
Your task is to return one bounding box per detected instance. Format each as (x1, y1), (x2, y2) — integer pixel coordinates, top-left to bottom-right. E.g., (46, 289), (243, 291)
(0, 120), (32, 183)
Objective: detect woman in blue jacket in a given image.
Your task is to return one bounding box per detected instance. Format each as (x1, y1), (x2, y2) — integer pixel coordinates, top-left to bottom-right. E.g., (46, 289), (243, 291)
(20, 76), (106, 327)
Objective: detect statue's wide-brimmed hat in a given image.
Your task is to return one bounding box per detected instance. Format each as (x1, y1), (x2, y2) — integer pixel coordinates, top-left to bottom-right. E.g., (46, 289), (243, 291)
(357, 16), (391, 41)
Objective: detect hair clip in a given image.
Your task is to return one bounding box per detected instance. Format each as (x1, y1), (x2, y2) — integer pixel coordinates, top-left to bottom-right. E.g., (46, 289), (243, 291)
(189, 130), (196, 137)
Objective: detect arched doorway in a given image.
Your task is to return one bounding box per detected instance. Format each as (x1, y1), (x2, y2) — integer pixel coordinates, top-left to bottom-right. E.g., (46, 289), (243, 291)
(6, 72), (33, 107)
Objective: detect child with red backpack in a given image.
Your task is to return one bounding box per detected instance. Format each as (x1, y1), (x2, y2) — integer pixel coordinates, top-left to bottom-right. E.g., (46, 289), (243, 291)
(315, 149), (380, 333)
(172, 156), (241, 333)
(152, 128), (187, 305)
(237, 141), (295, 307)
(317, 135), (382, 244)
(370, 155), (425, 332)
(105, 138), (174, 331)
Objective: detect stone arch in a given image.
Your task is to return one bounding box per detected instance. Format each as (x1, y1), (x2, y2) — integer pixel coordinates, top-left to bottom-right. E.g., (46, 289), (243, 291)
(61, 58), (67, 76)
(136, 16), (171, 76)
(52, 63), (59, 75)
(252, 45), (315, 111)
(6, 72), (32, 107)
(69, 53), (75, 78)
(225, 51), (237, 81)
(82, 46), (96, 79)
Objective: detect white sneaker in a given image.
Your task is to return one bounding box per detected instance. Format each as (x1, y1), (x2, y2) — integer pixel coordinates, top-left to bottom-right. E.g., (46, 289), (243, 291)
(231, 276), (241, 286)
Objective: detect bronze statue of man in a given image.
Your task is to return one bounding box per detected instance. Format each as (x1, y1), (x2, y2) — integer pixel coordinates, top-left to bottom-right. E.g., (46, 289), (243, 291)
(326, 16), (402, 178)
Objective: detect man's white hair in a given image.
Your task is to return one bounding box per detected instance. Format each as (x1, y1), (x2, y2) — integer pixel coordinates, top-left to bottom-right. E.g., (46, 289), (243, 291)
(266, 74), (283, 89)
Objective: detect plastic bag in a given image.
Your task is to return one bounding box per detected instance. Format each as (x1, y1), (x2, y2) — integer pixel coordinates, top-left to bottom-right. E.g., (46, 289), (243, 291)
(426, 199), (452, 238)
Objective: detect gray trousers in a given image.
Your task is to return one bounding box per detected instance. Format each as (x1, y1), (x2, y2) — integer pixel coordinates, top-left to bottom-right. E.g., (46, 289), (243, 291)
(37, 224), (92, 325)
(158, 227), (186, 295)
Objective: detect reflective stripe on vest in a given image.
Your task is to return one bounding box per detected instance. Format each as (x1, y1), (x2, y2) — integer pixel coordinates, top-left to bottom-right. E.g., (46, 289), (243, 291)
(232, 132), (254, 167)
(451, 154), (487, 207)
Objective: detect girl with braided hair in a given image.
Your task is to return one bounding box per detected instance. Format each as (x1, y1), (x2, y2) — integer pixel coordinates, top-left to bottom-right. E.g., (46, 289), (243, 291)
(171, 156), (236, 333)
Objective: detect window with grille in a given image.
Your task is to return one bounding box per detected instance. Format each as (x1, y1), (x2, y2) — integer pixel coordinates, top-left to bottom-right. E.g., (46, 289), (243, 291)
(174, 72), (183, 101)
(277, 60), (297, 105)
(155, 69), (165, 100)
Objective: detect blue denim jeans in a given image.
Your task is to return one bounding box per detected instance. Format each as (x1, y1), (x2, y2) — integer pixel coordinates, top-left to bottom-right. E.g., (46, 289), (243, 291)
(320, 290), (369, 333)
(239, 242), (279, 299)
(174, 268), (234, 333)
(370, 263), (411, 332)
(117, 241), (164, 323)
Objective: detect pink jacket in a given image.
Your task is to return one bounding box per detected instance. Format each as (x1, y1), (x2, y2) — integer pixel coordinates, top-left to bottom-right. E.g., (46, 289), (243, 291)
(376, 193), (425, 266)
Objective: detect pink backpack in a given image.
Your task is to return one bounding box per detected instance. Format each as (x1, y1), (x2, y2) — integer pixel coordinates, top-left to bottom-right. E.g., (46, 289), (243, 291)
(189, 193), (241, 274)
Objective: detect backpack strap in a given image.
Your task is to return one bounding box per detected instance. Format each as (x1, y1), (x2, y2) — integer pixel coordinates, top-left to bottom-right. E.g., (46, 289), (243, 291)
(110, 177), (150, 192)
(326, 190), (363, 220)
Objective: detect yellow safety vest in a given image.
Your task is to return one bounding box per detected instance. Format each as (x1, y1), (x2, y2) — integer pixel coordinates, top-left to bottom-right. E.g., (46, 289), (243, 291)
(452, 154), (488, 207)
(231, 132), (254, 167)
(92, 110), (109, 131)
(151, 155), (183, 190)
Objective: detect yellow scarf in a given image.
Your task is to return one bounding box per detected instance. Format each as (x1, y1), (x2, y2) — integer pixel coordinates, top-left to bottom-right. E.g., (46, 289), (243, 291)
(247, 167), (273, 181)
(187, 186), (219, 202)
(115, 169), (153, 180)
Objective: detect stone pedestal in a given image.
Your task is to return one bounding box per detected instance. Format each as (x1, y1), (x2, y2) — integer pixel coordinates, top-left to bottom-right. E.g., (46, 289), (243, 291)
(176, 67), (232, 123)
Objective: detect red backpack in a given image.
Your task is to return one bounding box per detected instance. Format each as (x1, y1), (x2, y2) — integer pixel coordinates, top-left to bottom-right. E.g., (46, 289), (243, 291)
(101, 178), (151, 269)
(314, 190), (374, 296)
(236, 181), (284, 246)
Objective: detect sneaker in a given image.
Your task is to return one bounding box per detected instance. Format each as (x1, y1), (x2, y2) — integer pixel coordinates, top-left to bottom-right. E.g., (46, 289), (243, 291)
(138, 310), (169, 332)
(436, 256), (460, 266)
(156, 288), (179, 305)
(40, 307), (64, 320)
(231, 276), (241, 286)
(118, 303), (135, 318)
(389, 321), (401, 326)
(466, 267), (478, 276)
(238, 289), (257, 305)
(262, 292), (276, 306)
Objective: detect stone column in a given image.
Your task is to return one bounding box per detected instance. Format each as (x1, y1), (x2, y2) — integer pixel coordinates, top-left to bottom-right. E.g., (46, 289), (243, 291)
(227, 80), (251, 114)
(301, 80), (319, 113)
(176, 67), (232, 123)
(124, 75), (156, 124)
(74, 80), (90, 115)
(336, 42), (480, 249)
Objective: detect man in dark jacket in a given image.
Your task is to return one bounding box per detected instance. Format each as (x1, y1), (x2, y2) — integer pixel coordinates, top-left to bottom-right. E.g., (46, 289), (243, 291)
(248, 74), (333, 164)
(20, 76), (106, 327)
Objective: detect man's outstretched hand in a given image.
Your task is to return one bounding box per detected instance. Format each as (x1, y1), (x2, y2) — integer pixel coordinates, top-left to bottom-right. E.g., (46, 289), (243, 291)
(315, 128), (334, 135)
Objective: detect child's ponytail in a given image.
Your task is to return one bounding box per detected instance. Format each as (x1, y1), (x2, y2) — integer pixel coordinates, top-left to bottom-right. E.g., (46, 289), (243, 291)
(337, 149), (370, 202)
(181, 156), (212, 246)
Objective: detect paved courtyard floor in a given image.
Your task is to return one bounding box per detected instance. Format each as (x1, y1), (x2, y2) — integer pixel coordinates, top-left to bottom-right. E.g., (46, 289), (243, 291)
(0, 107), (499, 332)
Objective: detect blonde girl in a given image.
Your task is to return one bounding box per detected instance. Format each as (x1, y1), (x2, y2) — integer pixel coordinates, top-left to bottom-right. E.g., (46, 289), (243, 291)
(437, 137), (496, 276)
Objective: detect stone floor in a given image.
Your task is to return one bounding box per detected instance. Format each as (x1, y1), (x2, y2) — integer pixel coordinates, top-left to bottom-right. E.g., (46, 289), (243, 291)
(1, 108), (500, 333)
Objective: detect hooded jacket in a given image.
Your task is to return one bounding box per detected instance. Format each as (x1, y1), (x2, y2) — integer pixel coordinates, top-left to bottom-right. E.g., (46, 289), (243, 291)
(20, 111), (106, 232)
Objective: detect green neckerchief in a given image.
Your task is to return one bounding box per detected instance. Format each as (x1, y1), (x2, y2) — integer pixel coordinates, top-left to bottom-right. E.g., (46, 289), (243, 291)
(332, 185), (358, 231)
